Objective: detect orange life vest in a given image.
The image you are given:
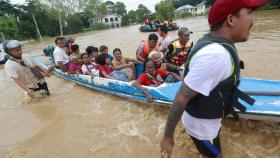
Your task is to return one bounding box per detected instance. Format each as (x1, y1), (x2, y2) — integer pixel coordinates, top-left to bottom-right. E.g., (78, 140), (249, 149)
(169, 40), (193, 66)
(139, 40), (159, 60)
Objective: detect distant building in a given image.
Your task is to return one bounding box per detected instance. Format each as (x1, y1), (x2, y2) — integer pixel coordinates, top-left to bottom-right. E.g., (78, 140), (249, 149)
(91, 13), (122, 28)
(175, 5), (195, 15)
(194, 1), (207, 15)
(175, 1), (208, 16)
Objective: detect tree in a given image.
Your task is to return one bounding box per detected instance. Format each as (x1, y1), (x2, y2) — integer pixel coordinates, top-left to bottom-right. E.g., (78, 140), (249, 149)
(112, 2), (127, 16)
(83, 0), (103, 18)
(0, 16), (19, 39)
(128, 10), (136, 24)
(66, 13), (83, 34)
(0, 0), (20, 17)
(135, 4), (151, 23)
(121, 15), (129, 26)
(155, 0), (175, 21)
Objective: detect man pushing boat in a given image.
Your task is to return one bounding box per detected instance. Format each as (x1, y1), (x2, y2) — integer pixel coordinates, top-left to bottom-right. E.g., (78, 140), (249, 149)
(160, 0), (269, 157)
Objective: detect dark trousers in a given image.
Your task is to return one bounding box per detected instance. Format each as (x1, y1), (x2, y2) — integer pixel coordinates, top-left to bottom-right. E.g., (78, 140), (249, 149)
(30, 82), (50, 95)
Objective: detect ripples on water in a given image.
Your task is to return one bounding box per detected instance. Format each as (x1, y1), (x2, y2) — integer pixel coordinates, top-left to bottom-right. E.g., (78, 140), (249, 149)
(0, 10), (280, 158)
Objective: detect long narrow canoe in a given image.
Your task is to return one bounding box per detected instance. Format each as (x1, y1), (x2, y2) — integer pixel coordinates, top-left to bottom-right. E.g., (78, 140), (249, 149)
(33, 56), (280, 122)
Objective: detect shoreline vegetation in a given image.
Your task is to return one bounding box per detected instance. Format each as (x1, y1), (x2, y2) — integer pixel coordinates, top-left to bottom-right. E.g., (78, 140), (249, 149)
(1, 0), (279, 43)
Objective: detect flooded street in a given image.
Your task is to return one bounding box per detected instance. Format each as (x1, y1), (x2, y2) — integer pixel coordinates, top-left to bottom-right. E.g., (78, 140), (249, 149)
(0, 10), (280, 158)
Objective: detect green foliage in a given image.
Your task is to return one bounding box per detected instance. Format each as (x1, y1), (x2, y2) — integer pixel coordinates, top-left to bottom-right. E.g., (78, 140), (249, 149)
(0, 0), (20, 16)
(260, 0), (280, 9)
(66, 13), (83, 34)
(91, 23), (109, 30)
(135, 4), (151, 23)
(121, 15), (129, 26)
(128, 10), (137, 24)
(83, 0), (103, 19)
(112, 2), (127, 16)
(155, 0), (175, 21)
(0, 16), (19, 38)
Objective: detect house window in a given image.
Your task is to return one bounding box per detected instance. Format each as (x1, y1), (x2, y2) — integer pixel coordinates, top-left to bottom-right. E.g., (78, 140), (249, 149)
(110, 18), (114, 22)
(115, 17), (118, 21)
(105, 18), (108, 22)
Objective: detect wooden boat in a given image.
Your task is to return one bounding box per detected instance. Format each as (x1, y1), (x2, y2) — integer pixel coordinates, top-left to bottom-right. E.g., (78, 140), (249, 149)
(33, 56), (280, 122)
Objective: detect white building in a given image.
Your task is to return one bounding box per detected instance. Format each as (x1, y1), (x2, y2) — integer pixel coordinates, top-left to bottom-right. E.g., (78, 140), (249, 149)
(175, 5), (195, 15)
(175, 1), (208, 16)
(92, 13), (122, 28)
(194, 1), (207, 15)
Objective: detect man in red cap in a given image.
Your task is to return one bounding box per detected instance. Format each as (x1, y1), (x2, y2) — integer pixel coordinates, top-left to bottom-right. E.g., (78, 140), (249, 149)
(160, 0), (269, 158)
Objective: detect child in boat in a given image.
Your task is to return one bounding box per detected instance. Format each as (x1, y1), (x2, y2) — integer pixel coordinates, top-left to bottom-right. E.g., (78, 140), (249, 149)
(67, 55), (82, 74)
(81, 53), (99, 77)
(96, 53), (127, 81)
(99, 45), (114, 61)
(132, 58), (180, 102)
(86, 46), (99, 64)
(70, 44), (80, 59)
(112, 48), (137, 81)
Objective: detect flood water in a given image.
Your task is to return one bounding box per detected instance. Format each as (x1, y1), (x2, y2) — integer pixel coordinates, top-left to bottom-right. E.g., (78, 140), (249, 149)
(0, 10), (280, 158)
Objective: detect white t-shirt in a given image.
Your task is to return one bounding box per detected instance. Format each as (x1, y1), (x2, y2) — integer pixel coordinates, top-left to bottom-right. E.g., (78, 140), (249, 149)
(182, 43), (232, 140)
(159, 35), (172, 52)
(53, 46), (69, 65)
(5, 54), (40, 89)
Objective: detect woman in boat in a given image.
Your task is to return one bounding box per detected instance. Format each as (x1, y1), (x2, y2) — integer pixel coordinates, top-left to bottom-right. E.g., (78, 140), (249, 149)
(96, 53), (128, 81)
(112, 48), (137, 81)
(81, 53), (99, 77)
(133, 58), (179, 102)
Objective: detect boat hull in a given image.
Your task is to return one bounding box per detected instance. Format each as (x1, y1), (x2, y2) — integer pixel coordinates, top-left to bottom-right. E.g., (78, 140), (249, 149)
(33, 56), (280, 121)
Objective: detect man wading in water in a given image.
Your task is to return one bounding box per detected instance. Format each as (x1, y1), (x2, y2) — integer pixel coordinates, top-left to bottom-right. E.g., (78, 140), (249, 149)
(160, 0), (269, 158)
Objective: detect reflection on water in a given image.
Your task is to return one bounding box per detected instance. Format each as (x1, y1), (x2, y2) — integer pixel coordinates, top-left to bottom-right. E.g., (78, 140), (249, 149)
(0, 10), (280, 158)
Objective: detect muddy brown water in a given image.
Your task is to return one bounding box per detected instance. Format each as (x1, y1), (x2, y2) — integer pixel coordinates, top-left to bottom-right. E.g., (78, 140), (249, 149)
(0, 10), (280, 158)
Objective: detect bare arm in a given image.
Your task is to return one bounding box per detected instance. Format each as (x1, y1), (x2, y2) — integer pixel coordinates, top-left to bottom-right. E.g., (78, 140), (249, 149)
(112, 62), (127, 70)
(160, 82), (197, 157)
(136, 53), (145, 62)
(132, 81), (153, 102)
(12, 77), (34, 97)
(164, 82), (197, 137)
(166, 63), (180, 72)
(101, 71), (114, 80)
(169, 72), (183, 81)
(125, 57), (137, 63)
(57, 61), (68, 72)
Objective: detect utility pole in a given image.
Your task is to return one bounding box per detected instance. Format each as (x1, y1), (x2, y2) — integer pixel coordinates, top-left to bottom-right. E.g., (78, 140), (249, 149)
(32, 14), (43, 42)
(57, 9), (63, 36)
(0, 32), (5, 42)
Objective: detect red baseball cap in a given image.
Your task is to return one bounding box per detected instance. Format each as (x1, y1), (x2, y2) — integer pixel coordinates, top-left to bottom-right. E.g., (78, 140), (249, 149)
(208, 0), (270, 26)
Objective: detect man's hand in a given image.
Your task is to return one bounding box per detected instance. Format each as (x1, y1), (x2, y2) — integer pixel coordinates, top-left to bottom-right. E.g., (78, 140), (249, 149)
(160, 136), (174, 158)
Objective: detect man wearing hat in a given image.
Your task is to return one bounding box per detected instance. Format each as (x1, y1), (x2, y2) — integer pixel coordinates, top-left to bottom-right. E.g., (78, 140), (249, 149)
(163, 27), (193, 67)
(4, 40), (51, 98)
(160, 0), (269, 158)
